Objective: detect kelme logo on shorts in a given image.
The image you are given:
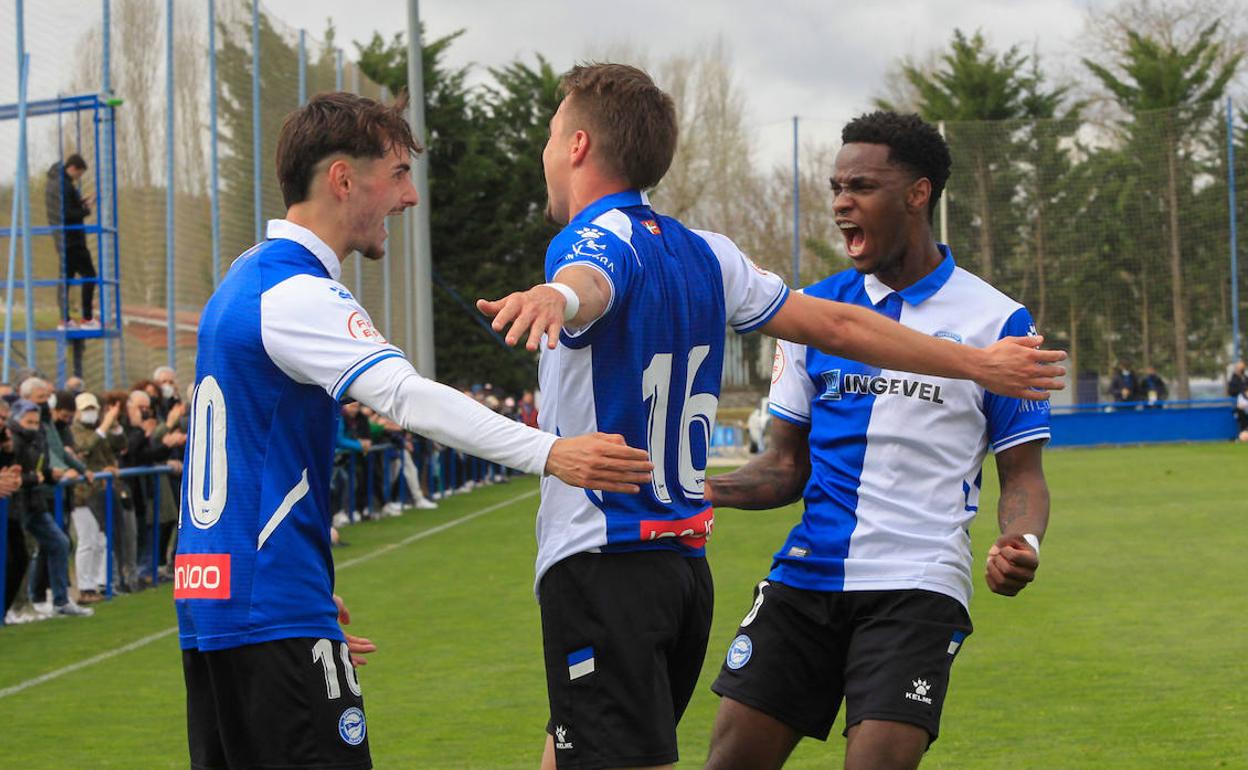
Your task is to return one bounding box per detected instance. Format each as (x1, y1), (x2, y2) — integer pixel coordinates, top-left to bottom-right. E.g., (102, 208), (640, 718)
(904, 679), (934, 705)
(726, 634), (753, 670)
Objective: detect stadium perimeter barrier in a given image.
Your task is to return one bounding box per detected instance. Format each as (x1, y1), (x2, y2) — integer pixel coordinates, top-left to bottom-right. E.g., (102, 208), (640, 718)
(1048, 397), (1239, 447)
(0, 443), (520, 627)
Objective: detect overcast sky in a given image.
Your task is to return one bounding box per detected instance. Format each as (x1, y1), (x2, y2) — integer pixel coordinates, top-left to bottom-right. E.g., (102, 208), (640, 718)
(0, 0), (1112, 178)
(263, 0), (1110, 167)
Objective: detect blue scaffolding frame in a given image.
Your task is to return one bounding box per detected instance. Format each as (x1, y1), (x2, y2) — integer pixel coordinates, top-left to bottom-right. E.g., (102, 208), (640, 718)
(0, 92), (124, 387)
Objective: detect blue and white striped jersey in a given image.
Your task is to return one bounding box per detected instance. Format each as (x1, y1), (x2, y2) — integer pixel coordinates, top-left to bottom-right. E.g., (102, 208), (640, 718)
(766, 247), (1050, 609)
(535, 190), (788, 589)
(175, 220), (403, 651)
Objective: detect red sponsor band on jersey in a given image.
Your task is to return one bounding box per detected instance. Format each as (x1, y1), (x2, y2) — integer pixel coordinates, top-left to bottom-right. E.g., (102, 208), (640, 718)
(639, 507), (714, 548)
(174, 553), (231, 600)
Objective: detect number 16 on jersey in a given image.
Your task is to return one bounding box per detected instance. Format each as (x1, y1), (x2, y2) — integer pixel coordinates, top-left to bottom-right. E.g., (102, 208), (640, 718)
(642, 344), (718, 503)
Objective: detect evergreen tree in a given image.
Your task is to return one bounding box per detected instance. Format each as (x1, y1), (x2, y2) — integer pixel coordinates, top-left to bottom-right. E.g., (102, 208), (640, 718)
(1084, 20), (1241, 397)
(355, 32), (559, 392)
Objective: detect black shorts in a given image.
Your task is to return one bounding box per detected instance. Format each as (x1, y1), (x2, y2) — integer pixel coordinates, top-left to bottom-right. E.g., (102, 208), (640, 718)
(540, 550), (714, 770)
(183, 637), (371, 770)
(711, 582), (972, 744)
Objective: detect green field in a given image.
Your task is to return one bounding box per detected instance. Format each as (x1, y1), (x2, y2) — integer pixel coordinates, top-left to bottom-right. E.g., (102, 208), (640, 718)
(1, 444), (1246, 769)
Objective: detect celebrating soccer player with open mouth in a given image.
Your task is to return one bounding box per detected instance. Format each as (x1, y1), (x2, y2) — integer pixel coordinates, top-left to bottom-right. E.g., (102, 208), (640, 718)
(479, 65), (1064, 770)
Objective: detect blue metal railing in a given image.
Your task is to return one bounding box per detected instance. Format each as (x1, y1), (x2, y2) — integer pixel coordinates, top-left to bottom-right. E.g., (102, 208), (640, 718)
(1051, 397), (1233, 414)
(1, 443), (522, 627)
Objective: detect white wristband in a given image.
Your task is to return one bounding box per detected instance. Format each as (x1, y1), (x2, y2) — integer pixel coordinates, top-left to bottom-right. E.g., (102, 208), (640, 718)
(1022, 533), (1041, 557)
(542, 282), (580, 322)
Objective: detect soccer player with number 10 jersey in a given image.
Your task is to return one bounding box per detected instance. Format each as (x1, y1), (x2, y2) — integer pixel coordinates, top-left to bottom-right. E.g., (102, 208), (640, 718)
(174, 92), (653, 770)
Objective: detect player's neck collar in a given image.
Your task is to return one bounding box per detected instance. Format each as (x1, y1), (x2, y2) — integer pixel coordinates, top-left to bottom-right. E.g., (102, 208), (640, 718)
(862, 244), (955, 307)
(265, 219), (342, 281)
(571, 189), (651, 225)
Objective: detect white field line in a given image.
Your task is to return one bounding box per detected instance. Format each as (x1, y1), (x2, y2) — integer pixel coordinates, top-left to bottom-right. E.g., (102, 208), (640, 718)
(0, 489), (538, 700)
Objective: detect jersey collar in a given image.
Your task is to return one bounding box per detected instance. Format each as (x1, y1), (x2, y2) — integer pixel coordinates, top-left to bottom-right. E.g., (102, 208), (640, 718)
(862, 243), (955, 307)
(266, 219), (343, 281)
(570, 189), (652, 225)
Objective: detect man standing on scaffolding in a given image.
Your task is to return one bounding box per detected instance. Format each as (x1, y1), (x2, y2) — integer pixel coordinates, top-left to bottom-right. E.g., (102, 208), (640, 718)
(45, 153), (99, 331)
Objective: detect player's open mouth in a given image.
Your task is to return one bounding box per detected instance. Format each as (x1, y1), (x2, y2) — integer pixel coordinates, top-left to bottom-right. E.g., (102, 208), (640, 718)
(839, 222), (866, 258)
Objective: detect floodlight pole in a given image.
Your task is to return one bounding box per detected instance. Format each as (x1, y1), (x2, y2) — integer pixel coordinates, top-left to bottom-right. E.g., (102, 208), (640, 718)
(165, 0), (176, 370)
(251, 0), (262, 242)
(791, 115), (799, 286)
(298, 29), (307, 106)
(938, 121), (948, 245)
(209, 0), (221, 288)
(407, 0), (435, 378)
(16, 0), (35, 368)
(1229, 98), (1241, 362)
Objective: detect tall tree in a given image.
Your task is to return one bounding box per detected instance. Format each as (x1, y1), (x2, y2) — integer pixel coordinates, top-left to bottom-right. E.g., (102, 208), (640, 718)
(1084, 18), (1241, 398)
(878, 29), (1032, 284)
(355, 31), (560, 392)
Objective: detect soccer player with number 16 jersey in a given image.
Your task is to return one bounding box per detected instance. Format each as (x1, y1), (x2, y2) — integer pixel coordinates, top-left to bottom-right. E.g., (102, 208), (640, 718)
(480, 65), (1066, 770)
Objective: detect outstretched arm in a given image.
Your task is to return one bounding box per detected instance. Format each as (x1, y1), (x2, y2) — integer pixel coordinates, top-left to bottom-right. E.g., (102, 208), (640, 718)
(760, 292), (1067, 401)
(984, 440), (1049, 596)
(346, 356), (652, 493)
(706, 416), (811, 510)
(476, 265), (612, 351)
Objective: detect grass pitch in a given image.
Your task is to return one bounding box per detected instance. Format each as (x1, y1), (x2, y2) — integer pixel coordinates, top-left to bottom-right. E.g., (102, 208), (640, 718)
(0, 443), (1245, 769)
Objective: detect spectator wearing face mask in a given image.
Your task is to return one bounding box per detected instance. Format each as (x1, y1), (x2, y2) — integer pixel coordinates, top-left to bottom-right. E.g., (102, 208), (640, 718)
(122, 389), (186, 582)
(69, 393), (126, 603)
(8, 399), (92, 616)
(101, 390), (140, 591)
(24, 382), (91, 608)
(0, 399), (26, 617)
(151, 366), (182, 422)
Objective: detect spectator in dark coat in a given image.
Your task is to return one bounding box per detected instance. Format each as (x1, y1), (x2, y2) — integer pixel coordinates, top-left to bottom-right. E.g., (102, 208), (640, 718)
(45, 154), (98, 330)
(1137, 367), (1168, 408)
(9, 400), (91, 616)
(1109, 360), (1137, 404)
(1229, 361), (1247, 438)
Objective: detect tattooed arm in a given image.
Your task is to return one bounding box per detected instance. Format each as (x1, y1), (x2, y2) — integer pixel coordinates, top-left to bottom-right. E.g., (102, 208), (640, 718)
(705, 416), (811, 510)
(984, 440), (1050, 596)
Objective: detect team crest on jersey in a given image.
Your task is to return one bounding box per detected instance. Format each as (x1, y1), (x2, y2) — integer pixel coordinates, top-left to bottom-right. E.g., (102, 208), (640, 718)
(561, 228), (614, 272)
(641, 219), (661, 235)
(346, 311), (386, 343)
(338, 707), (367, 746)
(933, 330), (963, 344)
(726, 634), (753, 670)
(819, 369), (843, 401)
(771, 345), (786, 384)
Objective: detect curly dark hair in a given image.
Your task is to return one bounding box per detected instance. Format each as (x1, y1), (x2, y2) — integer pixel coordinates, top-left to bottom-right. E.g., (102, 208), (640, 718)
(841, 111), (951, 221)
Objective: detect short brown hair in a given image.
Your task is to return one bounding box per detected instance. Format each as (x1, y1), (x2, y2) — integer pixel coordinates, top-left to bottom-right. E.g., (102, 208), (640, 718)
(558, 64), (677, 190)
(275, 91), (422, 208)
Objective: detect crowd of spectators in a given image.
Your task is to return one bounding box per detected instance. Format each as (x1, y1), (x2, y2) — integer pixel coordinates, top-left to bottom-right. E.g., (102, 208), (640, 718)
(1, 369), (542, 623)
(328, 382), (540, 532)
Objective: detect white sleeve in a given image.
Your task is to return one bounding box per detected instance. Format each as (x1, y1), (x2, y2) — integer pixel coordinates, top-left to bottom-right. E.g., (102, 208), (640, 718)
(261, 274), (407, 400)
(693, 229), (790, 334)
(767, 336), (814, 425)
(345, 356), (557, 475)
